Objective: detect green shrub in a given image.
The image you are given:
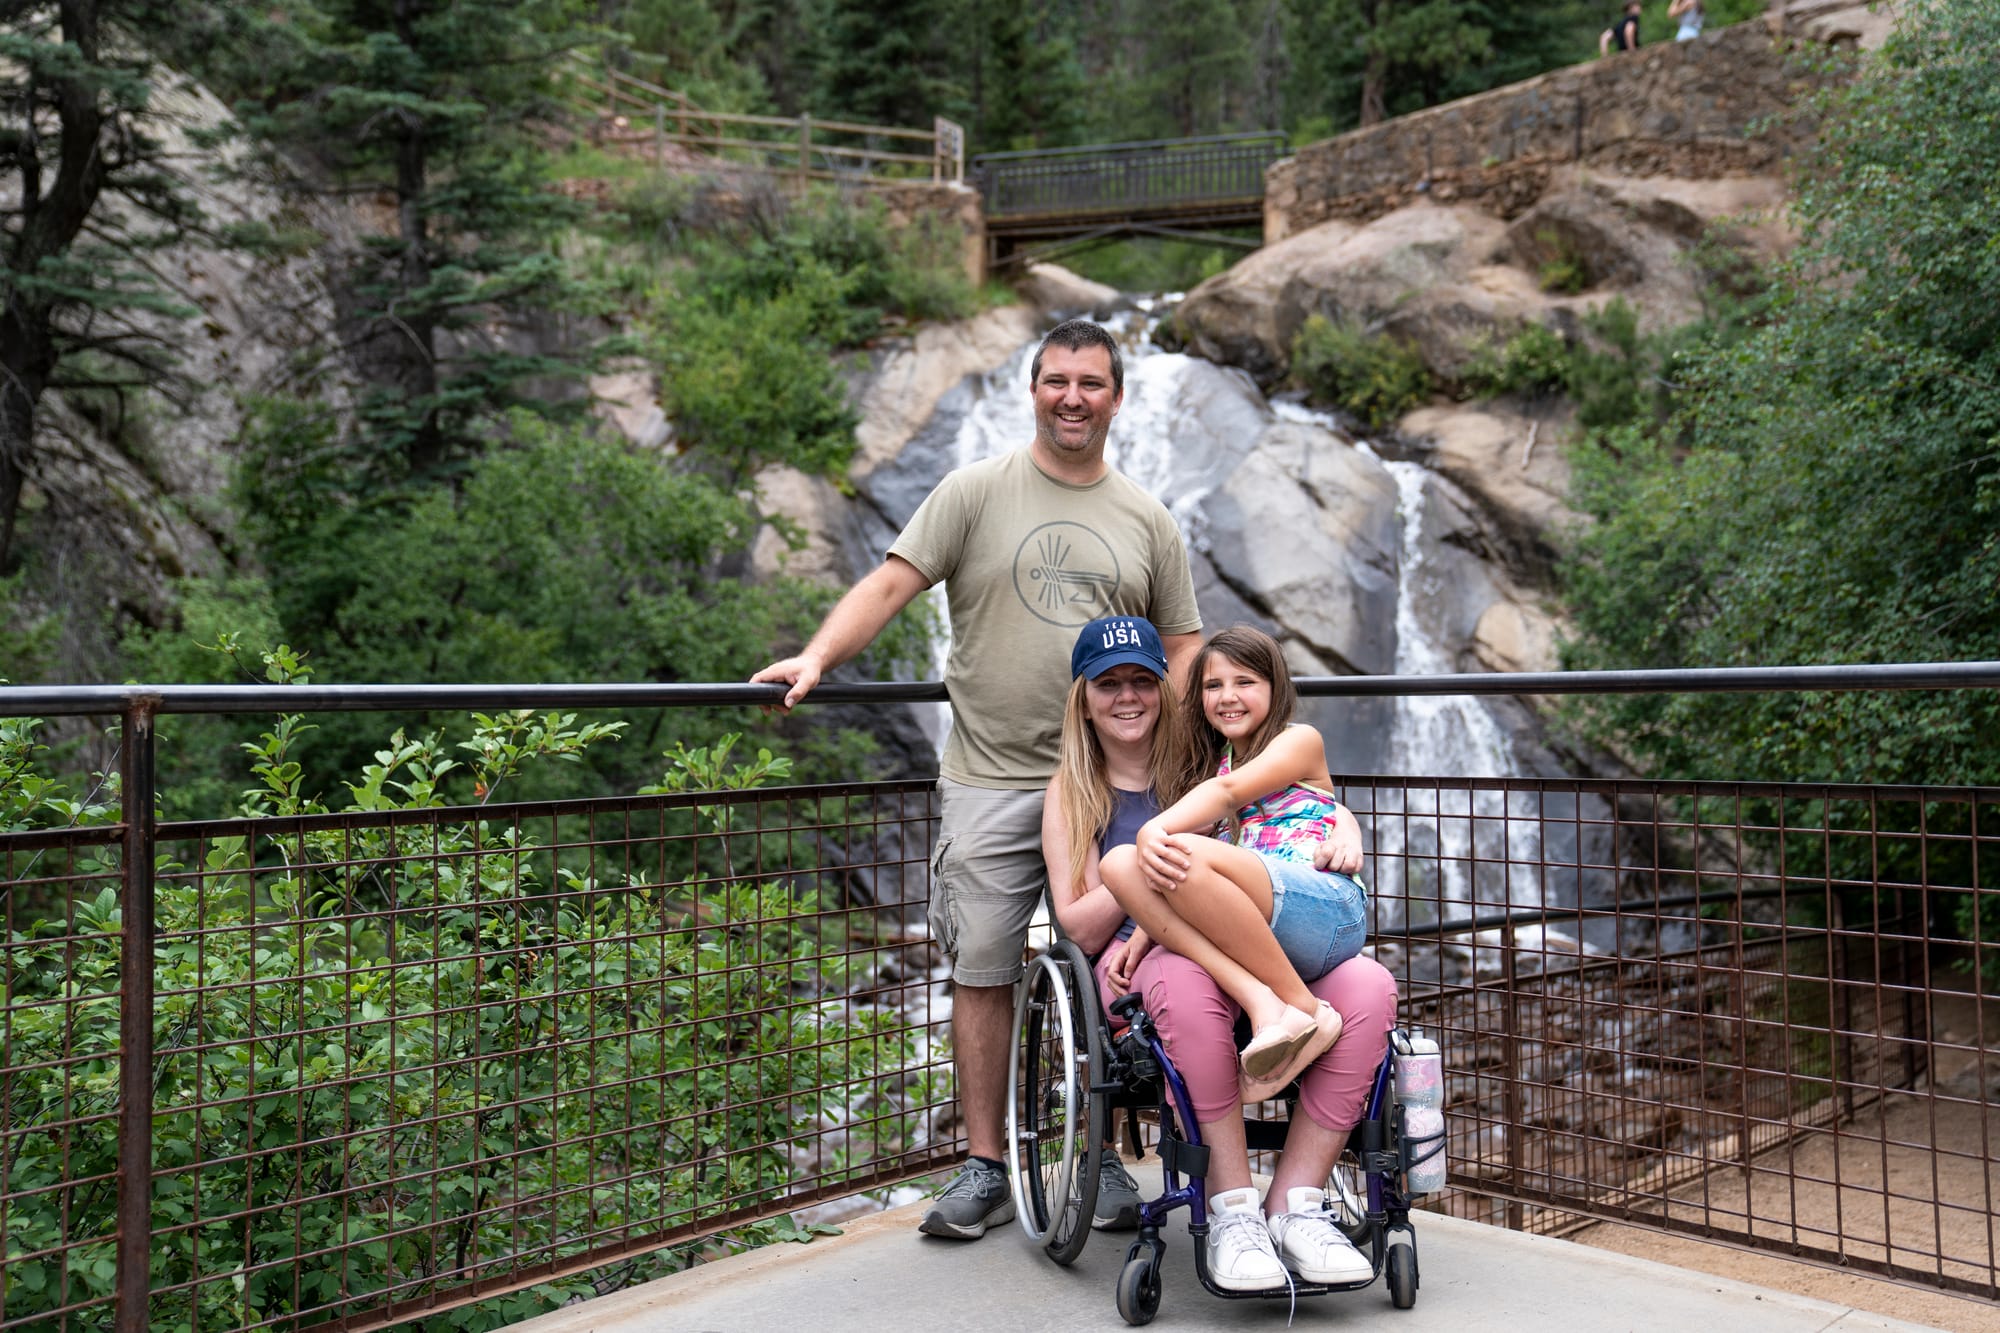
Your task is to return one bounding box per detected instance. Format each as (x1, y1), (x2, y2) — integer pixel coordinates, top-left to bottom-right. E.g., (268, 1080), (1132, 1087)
(1288, 314), (1434, 430)
(1534, 226), (1589, 294)
(1461, 322), (1572, 398)
(0, 694), (918, 1331)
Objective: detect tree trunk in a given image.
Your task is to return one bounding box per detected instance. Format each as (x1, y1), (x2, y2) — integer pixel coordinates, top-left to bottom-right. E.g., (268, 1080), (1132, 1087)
(1359, 51), (1388, 126)
(392, 0), (443, 479)
(0, 351), (41, 573)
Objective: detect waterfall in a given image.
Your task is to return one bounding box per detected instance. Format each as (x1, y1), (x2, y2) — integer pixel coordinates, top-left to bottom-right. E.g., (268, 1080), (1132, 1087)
(921, 315), (1550, 926)
(1375, 461), (1549, 937)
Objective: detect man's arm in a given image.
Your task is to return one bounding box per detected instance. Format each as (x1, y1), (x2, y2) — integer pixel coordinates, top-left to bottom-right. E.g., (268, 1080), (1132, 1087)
(750, 555), (932, 710)
(1162, 631), (1202, 695)
(1600, 25), (1614, 55)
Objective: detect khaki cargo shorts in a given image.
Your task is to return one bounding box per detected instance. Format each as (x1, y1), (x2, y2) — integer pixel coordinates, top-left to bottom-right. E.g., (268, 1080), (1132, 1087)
(928, 778), (1047, 987)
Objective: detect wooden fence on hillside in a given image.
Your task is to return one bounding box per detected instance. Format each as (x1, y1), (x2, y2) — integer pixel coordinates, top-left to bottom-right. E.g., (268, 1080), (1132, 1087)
(560, 58), (965, 188)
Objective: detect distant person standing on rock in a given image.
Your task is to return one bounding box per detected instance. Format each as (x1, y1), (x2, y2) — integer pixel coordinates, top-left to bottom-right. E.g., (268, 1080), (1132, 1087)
(750, 317), (1203, 1242)
(1601, 0), (1643, 55)
(1670, 0), (1705, 41)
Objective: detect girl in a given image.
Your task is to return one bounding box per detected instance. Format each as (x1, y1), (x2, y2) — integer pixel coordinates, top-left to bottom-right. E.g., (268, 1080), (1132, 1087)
(1099, 625), (1369, 1095)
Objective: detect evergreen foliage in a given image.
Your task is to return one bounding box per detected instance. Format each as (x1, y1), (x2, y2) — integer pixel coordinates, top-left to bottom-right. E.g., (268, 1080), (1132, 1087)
(963, 0), (1089, 150)
(814, 0), (958, 129)
(0, 0), (210, 570)
(225, 0), (602, 491)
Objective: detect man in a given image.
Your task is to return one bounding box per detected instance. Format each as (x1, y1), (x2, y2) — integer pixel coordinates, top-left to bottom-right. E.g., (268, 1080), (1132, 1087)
(1600, 0), (1643, 55)
(751, 318), (1203, 1239)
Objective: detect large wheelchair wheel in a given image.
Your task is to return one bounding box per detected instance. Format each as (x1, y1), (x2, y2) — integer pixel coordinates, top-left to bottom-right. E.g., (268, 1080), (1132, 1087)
(1006, 937), (1106, 1265)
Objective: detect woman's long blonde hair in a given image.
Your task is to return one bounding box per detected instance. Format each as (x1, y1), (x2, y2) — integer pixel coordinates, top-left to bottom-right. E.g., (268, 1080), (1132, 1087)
(1053, 668), (1186, 900)
(1166, 625), (1299, 838)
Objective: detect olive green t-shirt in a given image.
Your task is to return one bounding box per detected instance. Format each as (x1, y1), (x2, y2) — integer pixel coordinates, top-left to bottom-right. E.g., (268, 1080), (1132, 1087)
(890, 449), (1202, 789)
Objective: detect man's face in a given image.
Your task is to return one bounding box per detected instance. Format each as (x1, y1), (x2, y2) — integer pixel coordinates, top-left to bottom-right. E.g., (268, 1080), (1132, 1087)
(1032, 344), (1122, 461)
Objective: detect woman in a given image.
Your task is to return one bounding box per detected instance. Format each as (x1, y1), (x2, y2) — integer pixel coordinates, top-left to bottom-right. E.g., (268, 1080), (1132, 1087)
(1044, 615), (1398, 1291)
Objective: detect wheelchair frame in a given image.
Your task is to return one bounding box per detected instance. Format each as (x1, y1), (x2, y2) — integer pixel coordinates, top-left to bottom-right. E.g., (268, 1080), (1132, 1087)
(1005, 936), (1427, 1325)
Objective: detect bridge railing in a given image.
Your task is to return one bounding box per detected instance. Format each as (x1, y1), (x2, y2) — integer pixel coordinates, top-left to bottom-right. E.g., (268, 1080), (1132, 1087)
(2, 663), (1997, 1330)
(971, 131), (1287, 219)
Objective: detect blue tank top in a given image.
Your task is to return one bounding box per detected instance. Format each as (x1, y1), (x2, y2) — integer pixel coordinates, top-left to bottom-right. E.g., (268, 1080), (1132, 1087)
(1100, 787), (1157, 941)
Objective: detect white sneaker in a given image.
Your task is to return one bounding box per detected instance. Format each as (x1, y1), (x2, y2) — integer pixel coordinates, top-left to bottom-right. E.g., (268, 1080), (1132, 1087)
(1267, 1187), (1373, 1284)
(1205, 1187), (1288, 1291)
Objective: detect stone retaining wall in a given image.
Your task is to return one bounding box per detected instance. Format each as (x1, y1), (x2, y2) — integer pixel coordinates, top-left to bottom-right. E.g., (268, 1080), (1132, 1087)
(1267, 21), (1836, 238)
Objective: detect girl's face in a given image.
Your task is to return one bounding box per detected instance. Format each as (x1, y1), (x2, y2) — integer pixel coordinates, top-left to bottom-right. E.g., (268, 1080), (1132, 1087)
(1200, 653), (1272, 742)
(1086, 664), (1162, 747)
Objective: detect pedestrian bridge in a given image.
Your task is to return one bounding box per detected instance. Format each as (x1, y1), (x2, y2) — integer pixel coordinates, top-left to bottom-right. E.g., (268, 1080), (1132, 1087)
(972, 132), (1286, 269)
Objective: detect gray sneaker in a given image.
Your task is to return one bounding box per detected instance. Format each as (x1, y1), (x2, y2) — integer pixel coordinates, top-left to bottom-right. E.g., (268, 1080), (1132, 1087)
(918, 1159), (1015, 1239)
(1092, 1156), (1143, 1230)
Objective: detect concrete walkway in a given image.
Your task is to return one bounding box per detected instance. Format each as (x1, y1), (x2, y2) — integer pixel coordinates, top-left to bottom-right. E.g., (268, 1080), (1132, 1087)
(513, 1164), (1946, 1333)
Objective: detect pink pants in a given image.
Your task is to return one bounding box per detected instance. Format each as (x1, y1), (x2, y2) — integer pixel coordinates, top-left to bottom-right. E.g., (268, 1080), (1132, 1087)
(1097, 948), (1398, 1132)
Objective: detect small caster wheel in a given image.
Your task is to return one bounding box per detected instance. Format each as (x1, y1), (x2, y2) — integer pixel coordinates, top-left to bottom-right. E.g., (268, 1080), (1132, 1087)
(1386, 1238), (1418, 1309)
(1117, 1254), (1162, 1326)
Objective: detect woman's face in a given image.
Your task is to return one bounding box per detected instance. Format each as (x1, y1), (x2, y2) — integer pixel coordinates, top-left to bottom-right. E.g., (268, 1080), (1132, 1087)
(1200, 652), (1272, 743)
(1085, 663), (1162, 747)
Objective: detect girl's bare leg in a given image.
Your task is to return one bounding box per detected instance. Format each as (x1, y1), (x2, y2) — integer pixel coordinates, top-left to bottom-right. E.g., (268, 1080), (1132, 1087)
(1100, 843), (1314, 1027)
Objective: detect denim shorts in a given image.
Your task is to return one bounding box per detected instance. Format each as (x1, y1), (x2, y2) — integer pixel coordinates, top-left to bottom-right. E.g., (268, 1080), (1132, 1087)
(1264, 857), (1369, 982)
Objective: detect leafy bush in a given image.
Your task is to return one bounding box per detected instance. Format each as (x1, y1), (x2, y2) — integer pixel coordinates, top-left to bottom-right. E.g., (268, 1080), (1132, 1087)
(659, 278), (864, 481)
(1533, 226), (1589, 294)
(1461, 301), (1665, 432)
(1559, 0), (2000, 967)
(1461, 322), (1571, 398)
(1288, 314), (1433, 430)
(0, 687), (919, 1331)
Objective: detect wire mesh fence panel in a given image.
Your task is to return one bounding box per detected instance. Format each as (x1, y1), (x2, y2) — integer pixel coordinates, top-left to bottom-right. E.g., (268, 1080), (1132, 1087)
(1, 830), (128, 1332)
(3, 781), (951, 1332)
(4, 682), (1999, 1324)
(1343, 775), (1999, 1301)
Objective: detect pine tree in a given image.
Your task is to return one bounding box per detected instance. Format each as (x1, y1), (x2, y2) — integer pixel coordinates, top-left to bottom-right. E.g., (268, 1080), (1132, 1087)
(969, 0), (1088, 151)
(1131, 0), (1255, 138)
(813, 0), (953, 128)
(228, 0), (599, 492)
(0, 0), (208, 571)
(1283, 0), (1500, 132)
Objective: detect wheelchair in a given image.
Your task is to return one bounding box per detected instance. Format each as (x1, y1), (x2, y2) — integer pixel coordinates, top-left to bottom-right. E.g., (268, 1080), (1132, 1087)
(1005, 936), (1434, 1325)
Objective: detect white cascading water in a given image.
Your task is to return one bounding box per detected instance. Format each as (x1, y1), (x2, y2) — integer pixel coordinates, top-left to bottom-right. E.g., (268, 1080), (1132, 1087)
(930, 317), (1547, 930)
(840, 312), (1559, 1221)
(1376, 461), (1548, 934)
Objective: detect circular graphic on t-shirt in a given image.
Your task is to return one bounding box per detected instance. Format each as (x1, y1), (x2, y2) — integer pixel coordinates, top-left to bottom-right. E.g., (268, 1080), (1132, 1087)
(1014, 521), (1123, 626)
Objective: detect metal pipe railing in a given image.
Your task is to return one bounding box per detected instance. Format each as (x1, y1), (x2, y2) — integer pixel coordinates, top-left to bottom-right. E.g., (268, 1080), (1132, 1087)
(2, 663), (1997, 1329)
(7, 658), (1999, 717)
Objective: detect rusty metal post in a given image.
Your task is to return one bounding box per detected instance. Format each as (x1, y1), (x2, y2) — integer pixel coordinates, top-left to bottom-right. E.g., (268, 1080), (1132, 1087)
(116, 699), (158, 1333)
(1502, 925), (1524, 1230)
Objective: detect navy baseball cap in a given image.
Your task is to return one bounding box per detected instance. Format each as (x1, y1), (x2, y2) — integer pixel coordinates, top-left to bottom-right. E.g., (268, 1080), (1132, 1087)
(1071, 616), (1168, 681)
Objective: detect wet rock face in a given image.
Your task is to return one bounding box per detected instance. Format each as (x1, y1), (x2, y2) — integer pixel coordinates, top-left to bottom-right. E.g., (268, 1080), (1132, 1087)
(1201, 423), (1400, 679)
(745, 270), (1588, 780)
